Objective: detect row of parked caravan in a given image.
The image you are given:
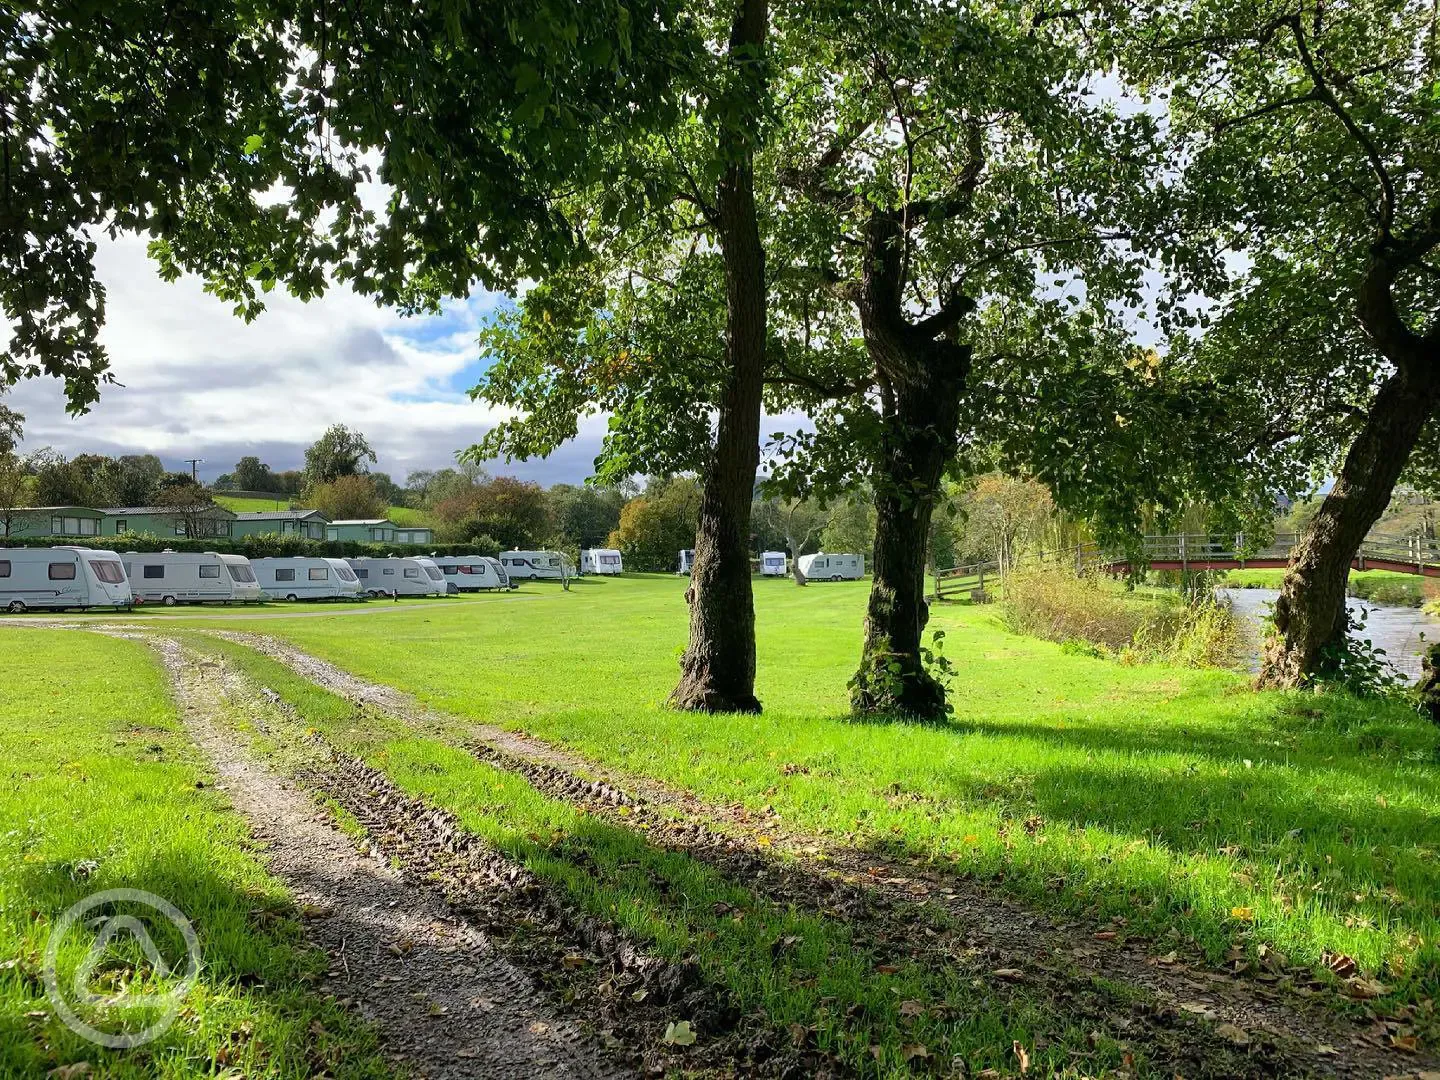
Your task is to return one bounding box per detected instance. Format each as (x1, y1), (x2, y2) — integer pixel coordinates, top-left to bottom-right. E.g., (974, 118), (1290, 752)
(679, 549), (866, 580)
(0, 547), (520, 613)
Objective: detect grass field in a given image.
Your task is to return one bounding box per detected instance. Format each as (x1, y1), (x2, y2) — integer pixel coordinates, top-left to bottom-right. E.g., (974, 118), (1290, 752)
(214, 494), (428, 527)
(0, 632), (389, 1077)
(162, 575), (1440, 1010)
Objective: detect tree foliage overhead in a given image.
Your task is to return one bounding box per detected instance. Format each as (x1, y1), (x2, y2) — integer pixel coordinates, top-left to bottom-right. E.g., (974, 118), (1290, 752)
(4, 0), (691, 411)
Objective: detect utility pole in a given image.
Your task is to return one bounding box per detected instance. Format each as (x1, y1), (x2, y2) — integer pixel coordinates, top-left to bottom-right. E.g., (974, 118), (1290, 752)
(184, 458), (204, 483)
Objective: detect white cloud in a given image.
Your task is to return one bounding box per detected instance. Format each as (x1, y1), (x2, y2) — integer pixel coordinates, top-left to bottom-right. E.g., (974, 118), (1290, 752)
(8, 236), (611, 485)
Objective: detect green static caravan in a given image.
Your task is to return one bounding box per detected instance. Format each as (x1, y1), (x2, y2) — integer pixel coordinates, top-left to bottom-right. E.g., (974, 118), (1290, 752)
(325, 518), (434, 545)
(230, 509), (331, 540)
(101, 505), (237, 538)
(1, 506), (106, 540)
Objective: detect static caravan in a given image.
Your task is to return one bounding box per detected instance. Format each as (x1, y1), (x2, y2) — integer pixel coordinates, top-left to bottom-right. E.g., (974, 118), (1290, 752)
(580, 548), (623, 576)
(434, 556), (510, 591)
(251, 557), (363, 601)
(760, 551), (788, 577)
(122, 551), (264, 605)
(677, 549), (696, 575)
(797, 552), (864, 581)
(0, 547), (133, 613)
(346, 556), (446, 597)
(500, 550), (570, 581)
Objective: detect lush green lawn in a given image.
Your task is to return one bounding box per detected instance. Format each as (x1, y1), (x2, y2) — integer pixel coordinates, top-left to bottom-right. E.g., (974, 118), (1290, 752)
(190, 575), (1440, 1009)
(196, 635), (1137, 1077)
(214, 494), (429, 527)
(0, 631), (389, 1078)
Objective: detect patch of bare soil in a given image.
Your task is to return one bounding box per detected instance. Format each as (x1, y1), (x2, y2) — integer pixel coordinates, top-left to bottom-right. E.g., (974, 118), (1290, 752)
(219, 631), (1439, 1079)
(146, 635), (632, 1080)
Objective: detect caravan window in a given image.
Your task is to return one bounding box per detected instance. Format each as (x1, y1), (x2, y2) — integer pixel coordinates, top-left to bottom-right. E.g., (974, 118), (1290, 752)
(440, 565), (457, 575)
(275, 568), (296, 582)
(199, 565), (220, 579)
(91, 561), (125, 584)
(354, 568), (369, 579)
(382, 567), (395, 576)
(601, 555), (620, 566)
(49, 562), (76, 580)
(143, 565), (165, 579)
(335, 566), (357, 582)
(226, 564), (256, 583)
(308, 566), (329, 581)
(403, 567), (419, 579)
(0, 561), (9, 578)
(424, 566), (442, 580)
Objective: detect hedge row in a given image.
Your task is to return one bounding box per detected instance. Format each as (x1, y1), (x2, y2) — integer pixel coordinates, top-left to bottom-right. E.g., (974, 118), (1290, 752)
(0, 532), (499, 559)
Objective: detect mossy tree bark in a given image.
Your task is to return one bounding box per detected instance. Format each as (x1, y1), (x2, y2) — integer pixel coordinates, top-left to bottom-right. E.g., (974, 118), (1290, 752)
(670, 0), (768, 714)
(849, 209), (972, 718)
(1259, 243), (1440, 687)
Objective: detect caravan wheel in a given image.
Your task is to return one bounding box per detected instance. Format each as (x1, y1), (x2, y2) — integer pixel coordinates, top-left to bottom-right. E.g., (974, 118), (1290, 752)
(831, 574), (843, 582)
(163, 595), (178, 607)
(6, 600), (26, 614)
(286, 593), (299, 602)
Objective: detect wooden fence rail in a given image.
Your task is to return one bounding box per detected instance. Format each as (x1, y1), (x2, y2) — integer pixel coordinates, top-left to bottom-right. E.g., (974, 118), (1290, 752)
(933, 532), (1440, 600)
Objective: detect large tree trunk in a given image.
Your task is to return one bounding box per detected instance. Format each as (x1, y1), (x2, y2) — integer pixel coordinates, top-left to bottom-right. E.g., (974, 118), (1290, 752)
(670, 0), (768, 714)
(1259, 365), (1438, 687)
(852, 372), (966, 717)
(850, 210), (971, 718)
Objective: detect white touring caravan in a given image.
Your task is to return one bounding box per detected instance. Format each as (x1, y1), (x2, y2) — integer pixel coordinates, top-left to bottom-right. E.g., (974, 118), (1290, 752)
(347, 556), (446, 597)
(434, 556), (510, 591)
(580, 549), (623, 576)
(0, 547), (133, 613)
(251, 557), (364, 601)
(677, 549), (696, 575)
(760, 551), (788, 577)
(500, 550), (571, 581)
(797, 552), (865, 581)
(483, 557), (512, 589)
(123, 551), (264, 605)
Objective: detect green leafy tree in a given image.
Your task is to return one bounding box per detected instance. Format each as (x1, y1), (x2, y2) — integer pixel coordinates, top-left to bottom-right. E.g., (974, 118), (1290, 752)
(820, 497), (876, 559)
(154, 482), (227, 538)
(233, 456), (275, 491)
(306, 474), (386, 521)
(547, 483), (626, 549)
(303, 425), (377, 486)
(0, 454), (32, 537)
(608, 477), (703, 572)
(0, 389), (22, 456)
(5, 0), (688, 413)
(1131, 0), (1440, 685)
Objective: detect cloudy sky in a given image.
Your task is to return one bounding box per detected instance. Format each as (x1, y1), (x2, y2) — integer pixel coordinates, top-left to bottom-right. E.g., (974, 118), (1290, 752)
(7, 235), (612, 486)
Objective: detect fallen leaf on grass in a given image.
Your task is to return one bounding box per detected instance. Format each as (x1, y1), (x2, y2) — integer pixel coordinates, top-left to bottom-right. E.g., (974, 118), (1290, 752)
(1230, 906), (1255, 921)
(562, 954), (587, 970)
(990, 968), (1025, 982)
(1093, 931), (1118, 941)
(788, 1022), (808, 1047)
(1390, 1033), (1419, 1053)
(901, 1043), (930, 1062)
(898, 1000), (926, 1020)
(1012, 1041), (1030, 1073)
(1180, 1002), (1216, 1020)
(1324, 952), (1358, 978)
(664, 1020), (697, 1047)
(1346, 976), (1389, 1000)
(47, 1065), (92, 1079)
(1215, 1023), (1250, 1046)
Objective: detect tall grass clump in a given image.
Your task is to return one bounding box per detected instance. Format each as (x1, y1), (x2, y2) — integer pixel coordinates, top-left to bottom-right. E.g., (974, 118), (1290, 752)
(1000, 567), (1249, 668)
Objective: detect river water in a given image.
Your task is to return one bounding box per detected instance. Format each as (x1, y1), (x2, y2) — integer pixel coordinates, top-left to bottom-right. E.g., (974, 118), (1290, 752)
(1220, 587), (1440, 681)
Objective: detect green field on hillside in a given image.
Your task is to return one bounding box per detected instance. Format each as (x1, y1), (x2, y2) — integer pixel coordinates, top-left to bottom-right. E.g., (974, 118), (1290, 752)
(166, 574), (1440, 1007)
(214, 494), (428, 527)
